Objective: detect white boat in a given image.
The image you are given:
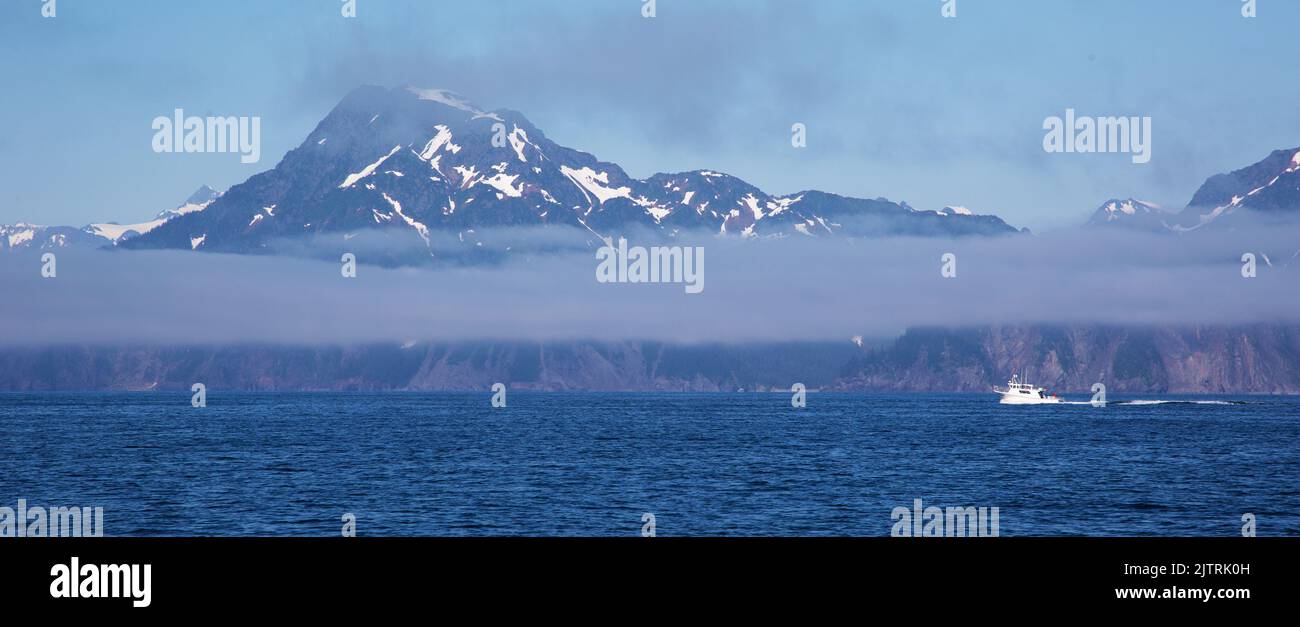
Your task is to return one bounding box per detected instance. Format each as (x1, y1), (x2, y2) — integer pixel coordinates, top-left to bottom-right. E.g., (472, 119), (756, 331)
(994, 374), (1061, 404)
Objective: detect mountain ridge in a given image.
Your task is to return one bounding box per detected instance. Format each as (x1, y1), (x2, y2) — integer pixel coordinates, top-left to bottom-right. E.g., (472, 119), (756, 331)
(0, 185), (222, 251)
(1090, 147), (1300, 232)
(2, 324), (1295, 394)
(115, 85), (1021, 258)
(6, 87), (1299, 254)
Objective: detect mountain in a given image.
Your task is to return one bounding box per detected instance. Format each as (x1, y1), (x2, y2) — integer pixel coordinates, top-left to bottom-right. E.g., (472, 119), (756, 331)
(1086, 147), (1300, 232)
(9, 90), (1298, 255)
(84, 185), (223, 245)
(1084, 198), (1173, 232)
(154, 185), (222, 222)
(117, 86), (1020, 258)
(834, 324), (1300, 394)
(2, 325), (1296, 393)
(0, 223), (106, 252)
(1175, 147), (1300, 231)
(0, 341), (863, 392)
(0, 185), (220, 251)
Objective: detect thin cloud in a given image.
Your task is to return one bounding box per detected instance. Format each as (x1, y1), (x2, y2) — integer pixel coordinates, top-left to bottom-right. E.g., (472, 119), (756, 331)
(2, 223), (1297, 346)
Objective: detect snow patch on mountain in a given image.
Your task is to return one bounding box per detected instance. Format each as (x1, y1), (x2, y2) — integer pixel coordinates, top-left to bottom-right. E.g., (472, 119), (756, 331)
(382, 192), (431, 246)
(1098, 199), (1161, 220)
(339, 145), (402, 189)
(767, 195), (802, 217)
(86, 219), (167, 242)
(453, 165), (481, 190)
(482, 164), (524, 198)
(561, 166), (631, 204)
(418, 125), (460, 160)
(508, 127), (531, 163)
(8, 227), (35, 247)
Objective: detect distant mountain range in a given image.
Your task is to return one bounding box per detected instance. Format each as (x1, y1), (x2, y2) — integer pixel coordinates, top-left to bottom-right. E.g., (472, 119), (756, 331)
(1086, 147), (1300, 232)
(0, 185), (222, 252)
(4, 86), (1298, 256)
(118, 86), (1024, 257)
(3, 87), (1297, 394)
(3, 86), (1026, 256)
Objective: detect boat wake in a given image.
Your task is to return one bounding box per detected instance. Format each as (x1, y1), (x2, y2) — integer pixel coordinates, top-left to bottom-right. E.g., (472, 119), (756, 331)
(1112, 399), (1242, 406)
(1046, 399), (1243, 406)
(993, 375), (1247, 407)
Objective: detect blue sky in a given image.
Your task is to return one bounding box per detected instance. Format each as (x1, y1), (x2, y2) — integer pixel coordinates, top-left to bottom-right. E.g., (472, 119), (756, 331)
(1, 0), (1296, 231)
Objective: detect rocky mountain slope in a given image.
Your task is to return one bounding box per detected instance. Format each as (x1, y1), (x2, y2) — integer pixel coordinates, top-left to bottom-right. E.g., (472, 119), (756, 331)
(834, 324), (1300, 394)
(2, 325), (1296, 393)
(0, 341), (861, 392)
(115, 86), (1019, 260)
(1088, 147), (1300, 232)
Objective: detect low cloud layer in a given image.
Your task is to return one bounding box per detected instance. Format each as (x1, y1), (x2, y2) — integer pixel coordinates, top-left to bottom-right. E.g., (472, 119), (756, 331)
(2, 226), (1298, 346)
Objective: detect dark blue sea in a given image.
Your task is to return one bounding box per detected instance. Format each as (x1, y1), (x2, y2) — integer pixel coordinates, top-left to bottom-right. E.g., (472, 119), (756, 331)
(2, 392), (1297, 536)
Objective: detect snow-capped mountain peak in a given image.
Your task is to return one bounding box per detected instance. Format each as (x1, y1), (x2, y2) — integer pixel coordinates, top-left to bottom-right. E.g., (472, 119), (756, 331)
(1083, 197), (1171, 232)
(1173, 147), (1300, 231)
(91, 186), (222, 244)
(1081, 145), (1300, 233)
(1099, 198), (1162, 218)
(107, 85), (1019, 259)
(937, 205), (974, 216)
(0, 186), (222, 251)
(156, 185), (223, 221)
(8, 86), (1020, 259)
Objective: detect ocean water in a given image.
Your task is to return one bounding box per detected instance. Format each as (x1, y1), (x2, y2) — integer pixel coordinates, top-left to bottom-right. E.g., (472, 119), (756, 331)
(1, 392), (1297, 537)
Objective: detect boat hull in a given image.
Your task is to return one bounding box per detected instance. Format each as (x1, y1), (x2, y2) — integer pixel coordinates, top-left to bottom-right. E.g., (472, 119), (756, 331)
(998, 392), (1062, 405)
